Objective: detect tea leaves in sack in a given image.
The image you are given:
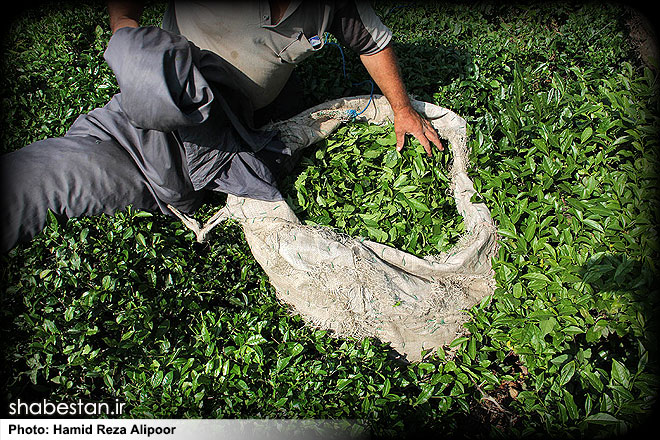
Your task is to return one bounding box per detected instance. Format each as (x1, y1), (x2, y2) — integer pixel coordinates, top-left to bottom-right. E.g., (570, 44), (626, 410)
(280, 122), (465, 257)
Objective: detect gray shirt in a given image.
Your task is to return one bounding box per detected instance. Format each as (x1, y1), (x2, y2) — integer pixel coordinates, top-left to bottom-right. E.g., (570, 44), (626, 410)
(103, 25), (281, 198)
(163, 1), (393, 110)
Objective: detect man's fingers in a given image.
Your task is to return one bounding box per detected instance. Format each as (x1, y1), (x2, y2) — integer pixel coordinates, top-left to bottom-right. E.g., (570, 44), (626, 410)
(429, 133), (444, 152)
(395, 128), (406, 152)
(395, 116), (444, 155)
(428, 129), (444, 151)
(422, 120), (444, 152)
(397, 131), (440, 156)
(411, 130), (433, 157)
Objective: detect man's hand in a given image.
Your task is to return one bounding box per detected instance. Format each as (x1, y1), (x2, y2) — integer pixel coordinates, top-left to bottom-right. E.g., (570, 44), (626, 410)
(108, 1), (144, 33)
(393, 105), (443, 156)
(360, 45), (443, 156)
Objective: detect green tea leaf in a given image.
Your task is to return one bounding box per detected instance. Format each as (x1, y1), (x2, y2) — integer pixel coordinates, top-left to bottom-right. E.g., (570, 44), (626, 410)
(559, 360), (576, 386)
(406, 198), (430, 212)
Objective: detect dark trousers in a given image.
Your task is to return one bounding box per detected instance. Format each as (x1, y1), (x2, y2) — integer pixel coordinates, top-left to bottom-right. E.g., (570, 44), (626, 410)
(0, 73), (305, 254)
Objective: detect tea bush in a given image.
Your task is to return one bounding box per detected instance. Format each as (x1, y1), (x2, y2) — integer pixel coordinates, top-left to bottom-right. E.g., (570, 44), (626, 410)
(1, 1), (658, 438)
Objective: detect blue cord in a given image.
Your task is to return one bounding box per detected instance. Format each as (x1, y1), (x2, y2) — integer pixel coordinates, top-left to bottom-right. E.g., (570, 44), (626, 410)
(323, 40), (347, 78)
(323, 33), (374, 119)
(350, 80), (374, 116)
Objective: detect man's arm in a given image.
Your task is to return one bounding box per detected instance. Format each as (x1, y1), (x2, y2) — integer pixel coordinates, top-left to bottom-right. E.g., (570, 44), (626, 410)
(360, 44), (443, 156)
(108, 1), (144, 33)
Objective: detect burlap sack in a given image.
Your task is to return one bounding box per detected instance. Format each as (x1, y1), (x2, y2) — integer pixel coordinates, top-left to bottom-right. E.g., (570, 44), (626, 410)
(170, 96), (498, 362)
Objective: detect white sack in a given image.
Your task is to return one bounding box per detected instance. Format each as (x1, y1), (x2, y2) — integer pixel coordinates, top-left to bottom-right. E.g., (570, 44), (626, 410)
(171, 95), (498, 362)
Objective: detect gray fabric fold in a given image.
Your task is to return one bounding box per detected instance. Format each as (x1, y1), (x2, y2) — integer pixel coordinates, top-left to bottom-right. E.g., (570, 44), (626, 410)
(103, 26), (284, 192)
(1, 25), (295, 252)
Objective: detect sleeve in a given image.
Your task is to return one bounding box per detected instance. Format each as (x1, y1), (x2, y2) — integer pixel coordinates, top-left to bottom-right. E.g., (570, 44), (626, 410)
(103, 25), (275, 154)
(328, 0), (393, 55)
(103, 26), (214, 132)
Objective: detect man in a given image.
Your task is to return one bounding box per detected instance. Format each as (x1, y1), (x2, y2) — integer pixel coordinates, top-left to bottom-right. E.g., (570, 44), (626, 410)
(0, 0), (442, 253)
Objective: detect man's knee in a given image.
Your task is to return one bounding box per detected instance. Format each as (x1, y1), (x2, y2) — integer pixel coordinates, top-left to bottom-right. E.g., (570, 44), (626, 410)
(0, 137), (161, 252)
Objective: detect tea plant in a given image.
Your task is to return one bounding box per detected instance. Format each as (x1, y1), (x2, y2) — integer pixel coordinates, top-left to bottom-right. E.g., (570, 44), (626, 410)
(1, 1), (658, 438)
